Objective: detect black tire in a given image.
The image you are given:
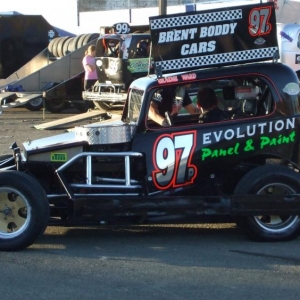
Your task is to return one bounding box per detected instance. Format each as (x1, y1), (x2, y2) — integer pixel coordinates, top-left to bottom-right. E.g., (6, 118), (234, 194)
(77, 34), (88, 49)
(70, 34), (84, 52)
(47, 37), (60, 58)
(234, 165), (300, 242)
(63, 37), (74, 56)
(0, 171), (49, 251)
(56, 36), (72, 57)
(73, 100), (93, 113)
(47, 38), (57, 57)
(66, 37), (75, 54)
(45, 98), (67, 113)
(25, 97), (43, 111)
(82, 33), (99, 45)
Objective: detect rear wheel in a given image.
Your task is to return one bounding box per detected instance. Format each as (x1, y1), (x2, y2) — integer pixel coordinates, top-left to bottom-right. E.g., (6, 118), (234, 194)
(73, 100), (94, 112)
(0, 171), (49, 251)
(234, 165), (300, 241)
(25, 97), (43, 111)
(45, 98), (67, 113)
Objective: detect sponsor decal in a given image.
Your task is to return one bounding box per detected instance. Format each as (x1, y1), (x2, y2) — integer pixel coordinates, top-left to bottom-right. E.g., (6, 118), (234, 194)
(127, 58), (150, 73)
(201, 118), (296, 161)
(152, 119), (297, 188)
(51, 152), (67, 162)
(149, 3), (278, 74)
(201, 131), (296, 161)
(152, 131), (197, 189)
(283, 83), (300, 95)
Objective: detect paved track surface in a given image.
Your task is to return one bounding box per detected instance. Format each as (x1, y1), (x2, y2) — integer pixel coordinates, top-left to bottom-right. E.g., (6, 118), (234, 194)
(1, 107), (300, 300)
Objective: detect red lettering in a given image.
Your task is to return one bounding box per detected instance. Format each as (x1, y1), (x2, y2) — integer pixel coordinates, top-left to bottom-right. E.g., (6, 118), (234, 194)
(158, 76), (179, 84)
(181, 73), (196, 80)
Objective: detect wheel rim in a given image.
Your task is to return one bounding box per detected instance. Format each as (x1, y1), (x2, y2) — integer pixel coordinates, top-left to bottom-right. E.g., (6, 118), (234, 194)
(29, 98), (43, 107)
(254, 183), (299, 232)
(0, 188), (31, 239)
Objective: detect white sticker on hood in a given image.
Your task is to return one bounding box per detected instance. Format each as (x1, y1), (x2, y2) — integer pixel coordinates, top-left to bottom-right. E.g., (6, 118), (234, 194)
(283, 82), (300, 95)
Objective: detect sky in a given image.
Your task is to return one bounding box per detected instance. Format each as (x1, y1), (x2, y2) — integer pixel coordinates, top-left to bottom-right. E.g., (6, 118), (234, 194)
(2, 0), (300, 35)
(0, 0), (79, 34)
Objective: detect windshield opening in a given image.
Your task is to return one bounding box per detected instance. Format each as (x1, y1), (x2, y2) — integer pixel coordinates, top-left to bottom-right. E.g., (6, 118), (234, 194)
(96, 37), (121, 58)
(126, 88), (144, 123)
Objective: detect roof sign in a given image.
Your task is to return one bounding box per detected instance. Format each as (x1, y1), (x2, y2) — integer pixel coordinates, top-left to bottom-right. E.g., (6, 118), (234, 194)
(149, 3), (278, 74)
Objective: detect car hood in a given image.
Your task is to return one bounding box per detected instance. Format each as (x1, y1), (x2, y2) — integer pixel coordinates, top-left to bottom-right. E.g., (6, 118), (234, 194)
(23, 120), (137, 153)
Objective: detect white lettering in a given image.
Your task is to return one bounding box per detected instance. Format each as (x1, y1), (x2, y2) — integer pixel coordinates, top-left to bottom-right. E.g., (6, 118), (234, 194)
(158, 28), (197, 43)
(199, 23), (237, 38)
(258, 123), (267, 134)
(213, 131), (222, 142)
(274, 120), (284, 131)
(201, 118), (296, 145)
(180, 41), (216, 55)
(236, 127), (245, 138)
(158, 32), (166, 43)
(224, 129), (235, 140)
(203, 133), (212, 145)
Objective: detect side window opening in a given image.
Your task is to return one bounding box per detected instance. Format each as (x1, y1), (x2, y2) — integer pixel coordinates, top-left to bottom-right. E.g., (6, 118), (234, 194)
(146, 76), (275, 128)
(221, 78), (274, 119)
(132, 39), (150, 58)
(230, 85), (260, 119)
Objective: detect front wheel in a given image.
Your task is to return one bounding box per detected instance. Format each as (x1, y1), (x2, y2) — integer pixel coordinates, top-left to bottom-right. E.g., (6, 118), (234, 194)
(25, 97), (43, 111)
(234, 165), (300, 242)
(0, 171), (49, 251)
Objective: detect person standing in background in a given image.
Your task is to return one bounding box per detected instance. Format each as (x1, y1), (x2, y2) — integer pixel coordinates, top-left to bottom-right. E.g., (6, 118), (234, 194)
(82, 45), (97, 91)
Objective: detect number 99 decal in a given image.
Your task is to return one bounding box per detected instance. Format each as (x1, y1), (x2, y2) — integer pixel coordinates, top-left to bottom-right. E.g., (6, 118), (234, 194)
(113, 22), (130, 34)
(152, 131), (197, 190)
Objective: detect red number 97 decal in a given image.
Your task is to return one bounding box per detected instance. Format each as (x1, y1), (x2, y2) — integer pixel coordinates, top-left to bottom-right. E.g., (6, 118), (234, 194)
(152, 131), (197, 190)
(249, 7), (272, 36)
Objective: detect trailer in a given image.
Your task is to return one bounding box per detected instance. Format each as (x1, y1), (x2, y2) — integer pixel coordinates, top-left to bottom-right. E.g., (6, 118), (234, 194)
(0, 33), (99, 112)
(0, 14), (59, 79)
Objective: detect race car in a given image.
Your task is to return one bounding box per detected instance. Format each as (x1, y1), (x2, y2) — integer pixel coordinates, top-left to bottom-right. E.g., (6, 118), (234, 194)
(82, 22), (152, 110)
(1, 2), (300, 251)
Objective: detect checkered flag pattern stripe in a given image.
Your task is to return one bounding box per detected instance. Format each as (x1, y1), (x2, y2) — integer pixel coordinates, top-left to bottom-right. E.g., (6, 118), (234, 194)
(150, 9), (242, 29)
(155, 47), (278, 71)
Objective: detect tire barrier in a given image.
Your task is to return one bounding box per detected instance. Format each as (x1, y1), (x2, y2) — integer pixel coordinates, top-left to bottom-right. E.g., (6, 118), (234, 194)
(47, 33), (99, 58)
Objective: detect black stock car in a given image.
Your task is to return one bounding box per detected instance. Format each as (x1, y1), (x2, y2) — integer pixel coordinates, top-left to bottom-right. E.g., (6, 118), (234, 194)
(1, 61), (300, 251)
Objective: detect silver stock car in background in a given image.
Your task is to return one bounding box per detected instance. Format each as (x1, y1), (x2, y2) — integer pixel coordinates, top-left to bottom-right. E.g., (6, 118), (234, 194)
(82, 22), (152, 110)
